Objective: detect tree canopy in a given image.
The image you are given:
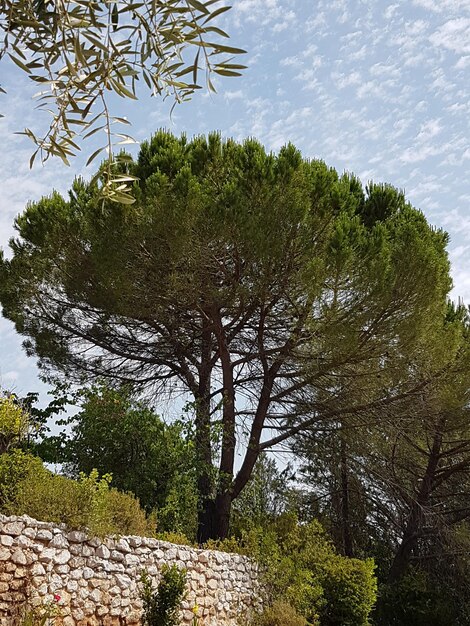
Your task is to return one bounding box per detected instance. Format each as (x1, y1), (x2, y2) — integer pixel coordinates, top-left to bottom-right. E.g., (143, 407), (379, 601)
(0, 131), (453, 540)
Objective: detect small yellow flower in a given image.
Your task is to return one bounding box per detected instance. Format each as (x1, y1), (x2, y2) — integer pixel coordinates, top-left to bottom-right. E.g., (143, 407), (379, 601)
(192, 604), (199, 615)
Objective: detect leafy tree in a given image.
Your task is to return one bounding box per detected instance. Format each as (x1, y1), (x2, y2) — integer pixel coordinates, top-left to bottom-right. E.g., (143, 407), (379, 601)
(0, 393), (30, 452)
(37, 385), (196, 519)
(0, 1), (244, 199)
(0, 131), (452, 540)
(231, 452), (299, 533)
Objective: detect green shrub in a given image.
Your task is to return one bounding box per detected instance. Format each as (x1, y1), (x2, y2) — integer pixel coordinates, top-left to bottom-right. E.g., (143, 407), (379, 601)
(156, 531), (193, 546)
(0, 451), (155, 537)
(251, 601), (309, 626)
(0, 449), (45, 509)
(320, 557), (377, 626)
(375, 569), (453, 626)
(213, 514), (377, 626)
(0, 395), (29, 452)
(140, 565), (187, 626)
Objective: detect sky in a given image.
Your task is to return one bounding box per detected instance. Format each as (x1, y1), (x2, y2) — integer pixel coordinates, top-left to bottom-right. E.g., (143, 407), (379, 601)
(0, 0), (469, 412)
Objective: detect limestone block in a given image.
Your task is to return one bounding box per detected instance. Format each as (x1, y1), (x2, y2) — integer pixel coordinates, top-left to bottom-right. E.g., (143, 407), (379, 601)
(36, 529), (53, 542)
(39, 548), (56, 563)
(0, 548), (11, 561)
(116, 538), (131, 553)
(67, 530), (88, 543)
(0, 536), (13, 547)
(54, 549), (71, 565)
(49, 534), (69, 549)
(81, 544), (95, 557)
(2, 521), (25, 536)
(124, 553), (140, 567)
(96, 545), (110, 559)
(23, 527), (37, 540)
(11, 549), (27, 565)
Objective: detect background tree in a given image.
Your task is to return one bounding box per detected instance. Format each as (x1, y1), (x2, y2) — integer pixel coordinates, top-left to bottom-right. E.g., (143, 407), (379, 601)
(37, 384), (197, 524)
(0, 131), (452, 540)
(0, 0), (244, 199)
(296, 301), (470, 623)
(230, 452), (300, 534)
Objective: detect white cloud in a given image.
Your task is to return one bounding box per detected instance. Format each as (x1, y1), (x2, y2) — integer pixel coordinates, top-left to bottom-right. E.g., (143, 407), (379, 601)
(429, 18), (470, 55)
(413, 0), (470, 13)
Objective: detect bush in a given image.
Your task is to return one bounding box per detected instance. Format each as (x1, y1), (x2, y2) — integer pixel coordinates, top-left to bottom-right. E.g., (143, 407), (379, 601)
(155, 531), (193, 546)
(213, 514), (377, 626)
(251, 601), (308, 626)
(0, 395), (29, 452)
(0, 451), (156, 537)
(320, 557), (377, 626)
(375, 569), (454, 626)
(0, 449), (45, 509)
(140, 565), (187, 626)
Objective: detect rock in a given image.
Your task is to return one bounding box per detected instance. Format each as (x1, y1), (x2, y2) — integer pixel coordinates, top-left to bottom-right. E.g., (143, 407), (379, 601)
(116, 538), (131, 553)
(124, 553), (140, 567)
(81, 544), (95, 557)
(39, 548), (56, 563)
(36, 529), (53, 542)
(0, 536), (13, 547)
(11, 550), (27, 565)
(49, 534), (69, 549)
(0, 548), (10, 561)
(23, 527), (37, 540)
(178, 549), (191, 561)
(128, 536), (142, 548)
(66, 530), (87, 543)
(96, 545), (110, 559)
(2, 521), (24, 536)
(55, 550), (71, 565)
(82, 567), (94, 580)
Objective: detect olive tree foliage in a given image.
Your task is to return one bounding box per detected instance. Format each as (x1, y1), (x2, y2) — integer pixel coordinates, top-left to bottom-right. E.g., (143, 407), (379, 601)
(0, 0), (244, 202)
(0, 132), (452, 540)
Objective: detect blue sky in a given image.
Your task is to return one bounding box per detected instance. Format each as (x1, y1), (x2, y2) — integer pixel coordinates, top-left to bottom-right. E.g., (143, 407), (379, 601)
(0, 0), (469, 410)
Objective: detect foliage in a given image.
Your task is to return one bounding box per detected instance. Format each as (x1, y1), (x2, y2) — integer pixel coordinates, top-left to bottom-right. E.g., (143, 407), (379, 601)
(140, 565), (187, 626)
(155, 531), (193, 546)
(0, 451), (155, 536)
(209, 515), (377, 626)
(0, 449), (44, 509)
(231, 452), (299, 534)
(375, 569), (452, 626)
(0, 394), (30, 452)
(320, 557), (376, 626)
(37, 384), (198, 537)
(0, 1), (244, 198)
(0, 131), (452, 540)
(250, 601), (308, 626)
(19, 597), (61, 626)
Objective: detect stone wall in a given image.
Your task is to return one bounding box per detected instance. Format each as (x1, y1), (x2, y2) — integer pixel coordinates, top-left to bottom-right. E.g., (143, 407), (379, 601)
(0, 515), (263, 626)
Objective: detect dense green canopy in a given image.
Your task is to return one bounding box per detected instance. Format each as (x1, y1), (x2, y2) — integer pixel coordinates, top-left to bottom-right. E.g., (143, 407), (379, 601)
(0, 131), (452, 539)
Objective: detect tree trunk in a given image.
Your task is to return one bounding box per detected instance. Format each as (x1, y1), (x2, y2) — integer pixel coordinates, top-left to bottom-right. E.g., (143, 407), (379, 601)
(388, 428), (442, 582)
(213, 490), (233, 540)
(196, 318), (215, 544)
(387, 505), (421, 583)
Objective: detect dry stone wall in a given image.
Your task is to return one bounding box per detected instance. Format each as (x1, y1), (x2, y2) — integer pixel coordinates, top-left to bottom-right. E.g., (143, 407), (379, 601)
(0, 515), (263, 626)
